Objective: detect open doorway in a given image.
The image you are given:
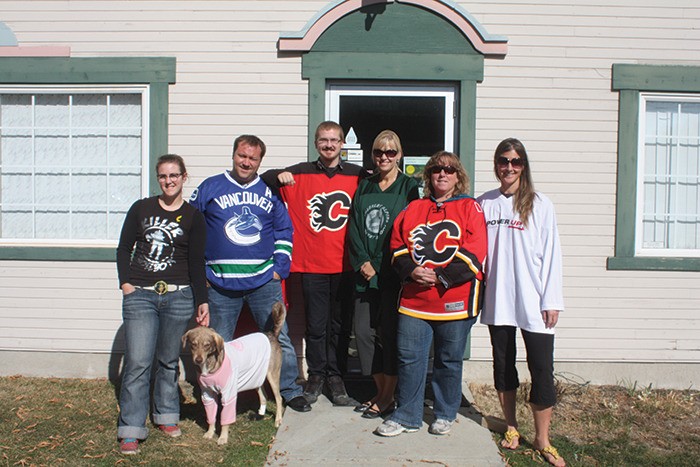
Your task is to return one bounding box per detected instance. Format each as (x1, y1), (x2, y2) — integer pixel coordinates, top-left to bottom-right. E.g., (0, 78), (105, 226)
(327, 82), (458, 169)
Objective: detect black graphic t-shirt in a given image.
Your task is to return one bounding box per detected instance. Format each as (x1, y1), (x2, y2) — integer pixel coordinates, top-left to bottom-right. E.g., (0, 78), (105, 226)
(116, 196), (207, 306)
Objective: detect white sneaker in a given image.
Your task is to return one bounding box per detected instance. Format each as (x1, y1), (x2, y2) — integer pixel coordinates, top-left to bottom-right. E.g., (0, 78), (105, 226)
(429, 418), (453, 435)
(374, 420), (419, 437)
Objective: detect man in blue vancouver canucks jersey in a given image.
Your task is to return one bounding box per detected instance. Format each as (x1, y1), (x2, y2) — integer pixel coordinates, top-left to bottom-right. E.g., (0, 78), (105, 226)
(189, 134), (311, 413)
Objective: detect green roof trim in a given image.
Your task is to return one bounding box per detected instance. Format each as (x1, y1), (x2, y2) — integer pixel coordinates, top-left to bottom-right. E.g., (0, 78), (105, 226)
(612, 63), (700, 92)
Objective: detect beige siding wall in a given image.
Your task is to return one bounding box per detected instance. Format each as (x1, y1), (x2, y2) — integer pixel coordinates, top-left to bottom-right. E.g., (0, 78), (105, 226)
(466, 0), (700, 365)
(0, 1), (698, 379)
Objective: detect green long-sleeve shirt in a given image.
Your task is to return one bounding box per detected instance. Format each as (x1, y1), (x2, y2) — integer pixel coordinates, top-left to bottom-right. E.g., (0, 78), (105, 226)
(347, 172), (419, 292)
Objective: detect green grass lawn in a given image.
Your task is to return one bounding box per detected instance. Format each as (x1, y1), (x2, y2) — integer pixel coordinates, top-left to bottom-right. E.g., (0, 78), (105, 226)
(0, 376), (277, 466)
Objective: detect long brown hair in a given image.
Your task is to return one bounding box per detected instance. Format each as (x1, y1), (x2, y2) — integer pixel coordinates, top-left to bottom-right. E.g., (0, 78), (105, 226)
(494, 138), (535, 226)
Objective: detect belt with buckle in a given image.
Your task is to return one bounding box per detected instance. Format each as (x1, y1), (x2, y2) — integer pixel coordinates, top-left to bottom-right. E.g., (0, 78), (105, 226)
(137, 281), (190, 295)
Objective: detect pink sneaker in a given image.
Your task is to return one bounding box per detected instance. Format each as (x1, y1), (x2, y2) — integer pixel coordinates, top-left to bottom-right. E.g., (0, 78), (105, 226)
(158, 424), (182, 437)
(119, 438), (140, 455)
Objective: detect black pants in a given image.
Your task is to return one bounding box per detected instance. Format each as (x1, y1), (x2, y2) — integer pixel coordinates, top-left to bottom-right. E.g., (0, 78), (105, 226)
(302, 272), (353, 377)
(353, 285), (400, 377)
(488, 325), (556, 407)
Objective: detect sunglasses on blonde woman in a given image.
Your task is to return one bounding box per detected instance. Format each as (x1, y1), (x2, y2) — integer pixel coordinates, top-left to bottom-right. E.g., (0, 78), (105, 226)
(372, 149), (399, 158)
(496, 156), (525, 168)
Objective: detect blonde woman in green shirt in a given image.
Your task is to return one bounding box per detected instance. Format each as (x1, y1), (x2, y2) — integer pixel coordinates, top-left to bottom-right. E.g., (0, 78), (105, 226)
(348, 130), (419, 419)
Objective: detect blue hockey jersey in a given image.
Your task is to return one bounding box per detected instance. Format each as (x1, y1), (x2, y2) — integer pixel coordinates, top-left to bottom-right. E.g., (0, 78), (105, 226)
(189, 171), (293, 291)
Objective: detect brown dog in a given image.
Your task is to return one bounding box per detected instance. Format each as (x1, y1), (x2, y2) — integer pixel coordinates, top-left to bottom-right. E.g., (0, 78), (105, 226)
(182, 301), (285, 444)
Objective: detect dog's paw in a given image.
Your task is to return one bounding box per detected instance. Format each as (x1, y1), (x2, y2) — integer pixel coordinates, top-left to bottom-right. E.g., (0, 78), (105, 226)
(203, 430), (215, 440)
(217, 436), (229, 445)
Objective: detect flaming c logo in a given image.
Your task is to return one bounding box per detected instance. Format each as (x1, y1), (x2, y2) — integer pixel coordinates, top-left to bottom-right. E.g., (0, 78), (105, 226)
(307, 191), (352, 232)
(409, 220), (461, 266)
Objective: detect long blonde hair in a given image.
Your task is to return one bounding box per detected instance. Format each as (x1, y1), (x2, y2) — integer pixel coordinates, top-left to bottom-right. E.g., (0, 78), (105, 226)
(494, 138), (535, 226)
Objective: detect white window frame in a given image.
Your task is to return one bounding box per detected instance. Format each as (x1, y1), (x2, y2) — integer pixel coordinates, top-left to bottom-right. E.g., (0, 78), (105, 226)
(636, 92), (700, 258)
(326, 83), (456, 151)
(0, 84), (150, 247)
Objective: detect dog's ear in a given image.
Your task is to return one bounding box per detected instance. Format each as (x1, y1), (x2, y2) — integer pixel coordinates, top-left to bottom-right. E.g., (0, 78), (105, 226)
(182, 329), (191, 350)
(214, 332), (225, 368)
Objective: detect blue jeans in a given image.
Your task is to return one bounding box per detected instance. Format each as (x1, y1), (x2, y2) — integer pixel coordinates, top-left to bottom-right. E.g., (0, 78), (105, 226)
(388, 314), (476, 429)
(208, 279), (303, 401)
(118, 287), (194, 440)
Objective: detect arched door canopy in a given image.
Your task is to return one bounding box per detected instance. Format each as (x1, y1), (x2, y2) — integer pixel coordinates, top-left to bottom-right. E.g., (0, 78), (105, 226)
(278, 0), (507, 56)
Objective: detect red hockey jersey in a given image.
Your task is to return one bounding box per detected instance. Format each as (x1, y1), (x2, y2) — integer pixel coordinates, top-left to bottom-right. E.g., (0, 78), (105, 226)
(390, 195), (487, 320)
(279, 160), (363, 274)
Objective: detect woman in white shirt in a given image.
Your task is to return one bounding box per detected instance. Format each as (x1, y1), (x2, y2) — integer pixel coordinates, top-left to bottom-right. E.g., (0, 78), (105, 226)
(477, 138), (565, 467)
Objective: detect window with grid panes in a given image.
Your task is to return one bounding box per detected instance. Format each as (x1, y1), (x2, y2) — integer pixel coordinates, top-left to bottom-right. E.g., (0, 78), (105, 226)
(639, 95), (700, 256)
(0, 87), (147, 244)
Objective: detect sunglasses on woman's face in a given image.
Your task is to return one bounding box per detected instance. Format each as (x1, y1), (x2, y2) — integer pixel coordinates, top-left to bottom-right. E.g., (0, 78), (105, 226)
(429, 165), (458, 175)
(496, 156), (526, 168)
(372, 148), (399, 158)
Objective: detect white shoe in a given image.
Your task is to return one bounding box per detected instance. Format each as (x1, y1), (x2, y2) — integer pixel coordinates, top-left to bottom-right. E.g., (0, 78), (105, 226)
(429, 418), (453, 435)
(374, 420), (419, 437)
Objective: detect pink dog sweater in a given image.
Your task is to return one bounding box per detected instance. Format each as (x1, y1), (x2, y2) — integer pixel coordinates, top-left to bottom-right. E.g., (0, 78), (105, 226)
(198, 333), (271, 425)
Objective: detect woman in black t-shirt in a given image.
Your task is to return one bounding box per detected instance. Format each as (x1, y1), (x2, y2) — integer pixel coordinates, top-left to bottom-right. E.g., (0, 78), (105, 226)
(115, 154), (208, 455)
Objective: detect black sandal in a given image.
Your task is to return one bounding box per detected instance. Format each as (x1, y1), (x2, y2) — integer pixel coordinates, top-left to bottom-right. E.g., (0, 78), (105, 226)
(361, 401), (396, 419)
(354, 401), (372, 413)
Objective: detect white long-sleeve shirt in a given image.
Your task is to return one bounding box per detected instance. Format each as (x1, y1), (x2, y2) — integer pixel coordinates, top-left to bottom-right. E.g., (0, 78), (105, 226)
(198, 333), (271, 425)
(477, 189), (564, 334)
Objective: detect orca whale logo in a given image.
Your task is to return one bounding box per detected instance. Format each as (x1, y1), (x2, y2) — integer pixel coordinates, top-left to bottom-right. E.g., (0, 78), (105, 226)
(224, 206), (263, 245)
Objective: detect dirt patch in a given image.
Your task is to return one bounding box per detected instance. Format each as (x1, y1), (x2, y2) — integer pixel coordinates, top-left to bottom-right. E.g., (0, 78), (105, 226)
(469, 376), (700, 466)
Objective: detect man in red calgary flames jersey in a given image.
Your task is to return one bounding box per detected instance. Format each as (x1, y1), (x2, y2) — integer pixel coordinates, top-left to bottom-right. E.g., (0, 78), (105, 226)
(262, 121), (367, 407)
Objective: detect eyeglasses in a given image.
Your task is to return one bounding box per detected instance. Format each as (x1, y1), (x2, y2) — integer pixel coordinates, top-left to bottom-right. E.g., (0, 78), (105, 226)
(157, 173), (183, 181)
(372, 149), (399, 158)
(496, 156), (525, 168)
(317, 138), (342, 145)
(429, 165), (458, 175)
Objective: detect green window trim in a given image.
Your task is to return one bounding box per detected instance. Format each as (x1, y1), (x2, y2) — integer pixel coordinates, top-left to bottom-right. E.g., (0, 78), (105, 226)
(0, 57), (176, 262)
(609, 63), (700, 271)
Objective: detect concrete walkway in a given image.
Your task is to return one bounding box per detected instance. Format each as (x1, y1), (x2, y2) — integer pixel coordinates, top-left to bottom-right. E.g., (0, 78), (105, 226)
(267, 378), (504, 466)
